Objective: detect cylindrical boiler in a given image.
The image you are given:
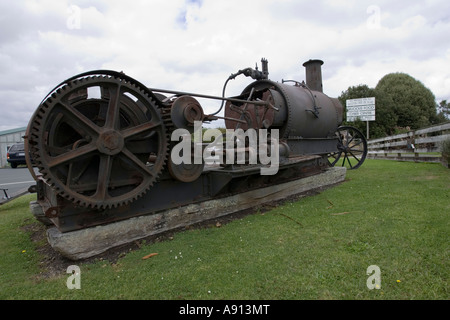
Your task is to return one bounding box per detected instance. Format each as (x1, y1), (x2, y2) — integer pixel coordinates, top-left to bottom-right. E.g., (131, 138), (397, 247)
(225, 79), (343, 139)
(225, 59), (343, 138)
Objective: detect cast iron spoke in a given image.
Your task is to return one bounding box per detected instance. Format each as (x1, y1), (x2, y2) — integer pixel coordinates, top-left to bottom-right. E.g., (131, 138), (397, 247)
(122, 120), (162, 139)
(105, 84), (122, 130)
(94, 154), (113, 202)
(346, 153), (354, 169)
(350, 139), (364, 149)
(47, 143), (97, 168)
(58, 102), (101, 137)
(121, 147), (155, 178)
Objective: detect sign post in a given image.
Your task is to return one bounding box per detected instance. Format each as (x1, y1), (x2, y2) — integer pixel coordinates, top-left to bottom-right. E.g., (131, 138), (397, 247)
(346, 97), (376, 139)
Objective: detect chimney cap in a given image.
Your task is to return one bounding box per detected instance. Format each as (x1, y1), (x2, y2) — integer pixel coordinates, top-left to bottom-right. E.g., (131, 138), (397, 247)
(302, 59), (324, 67)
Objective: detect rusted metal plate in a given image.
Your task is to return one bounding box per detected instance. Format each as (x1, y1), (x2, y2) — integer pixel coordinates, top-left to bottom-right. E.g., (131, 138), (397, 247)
(224, 89), (276, 130)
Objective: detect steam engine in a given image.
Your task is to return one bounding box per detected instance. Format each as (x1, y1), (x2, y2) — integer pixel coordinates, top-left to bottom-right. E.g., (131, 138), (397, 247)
(25, 58), (366, 233)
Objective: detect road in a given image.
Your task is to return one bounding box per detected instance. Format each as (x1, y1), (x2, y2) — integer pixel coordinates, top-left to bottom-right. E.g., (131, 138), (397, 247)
(0, 166), (38, 201)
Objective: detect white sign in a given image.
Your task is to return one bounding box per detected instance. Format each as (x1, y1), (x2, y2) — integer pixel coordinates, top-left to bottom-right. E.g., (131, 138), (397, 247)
(347, 115), (376, 122)
(346, 97), (376, 122)
(346, 97), (375, 106)
(347, 105), (375, 111)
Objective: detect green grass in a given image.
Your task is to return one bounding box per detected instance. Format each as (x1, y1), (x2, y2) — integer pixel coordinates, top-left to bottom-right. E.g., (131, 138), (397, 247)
(0, 160), (448, 300)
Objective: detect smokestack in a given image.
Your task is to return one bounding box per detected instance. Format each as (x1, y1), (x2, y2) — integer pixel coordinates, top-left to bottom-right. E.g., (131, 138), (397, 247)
(302, 59), (324, 92)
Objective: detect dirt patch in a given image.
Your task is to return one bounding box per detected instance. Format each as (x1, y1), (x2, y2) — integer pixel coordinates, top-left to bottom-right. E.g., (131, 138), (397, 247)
(21, 221), (73, 279)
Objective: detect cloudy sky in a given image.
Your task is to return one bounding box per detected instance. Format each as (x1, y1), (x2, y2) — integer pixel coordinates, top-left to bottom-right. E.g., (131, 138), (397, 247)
(1, 0), (449, 131)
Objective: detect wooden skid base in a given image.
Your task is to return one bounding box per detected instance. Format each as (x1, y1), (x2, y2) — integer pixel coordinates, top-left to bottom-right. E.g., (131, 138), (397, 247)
(42, 167), (346, 260)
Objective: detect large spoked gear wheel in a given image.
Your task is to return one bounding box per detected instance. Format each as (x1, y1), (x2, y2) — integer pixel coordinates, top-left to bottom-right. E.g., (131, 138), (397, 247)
(27, 71), (169, 209)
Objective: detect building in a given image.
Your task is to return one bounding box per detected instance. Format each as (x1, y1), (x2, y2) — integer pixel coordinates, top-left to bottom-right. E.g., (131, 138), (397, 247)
(0, 127), (27, 167)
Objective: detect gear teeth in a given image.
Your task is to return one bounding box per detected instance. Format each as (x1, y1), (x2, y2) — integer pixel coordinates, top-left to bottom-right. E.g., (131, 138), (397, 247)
(28, 73), (170, 210)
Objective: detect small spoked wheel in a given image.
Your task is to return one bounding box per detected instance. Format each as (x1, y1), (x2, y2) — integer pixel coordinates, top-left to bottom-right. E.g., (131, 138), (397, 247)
(328, 126), (367, 170)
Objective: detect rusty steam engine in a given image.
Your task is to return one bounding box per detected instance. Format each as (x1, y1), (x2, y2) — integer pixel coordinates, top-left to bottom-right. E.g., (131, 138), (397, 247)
(25, 58), (367, 234)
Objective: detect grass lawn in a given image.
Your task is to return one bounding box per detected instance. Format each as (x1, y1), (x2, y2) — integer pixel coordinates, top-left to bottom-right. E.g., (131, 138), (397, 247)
(0, 159), (448, 300)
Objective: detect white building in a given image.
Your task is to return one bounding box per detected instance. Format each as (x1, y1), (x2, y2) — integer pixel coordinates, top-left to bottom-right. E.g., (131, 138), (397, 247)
(0, 127), (27, 167)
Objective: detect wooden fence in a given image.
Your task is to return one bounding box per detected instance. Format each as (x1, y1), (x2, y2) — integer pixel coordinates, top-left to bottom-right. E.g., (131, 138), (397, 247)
(367, 122), (450, 165)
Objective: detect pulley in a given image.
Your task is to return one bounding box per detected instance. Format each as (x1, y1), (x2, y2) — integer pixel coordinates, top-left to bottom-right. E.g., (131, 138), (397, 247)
(170, 95), (204, 132)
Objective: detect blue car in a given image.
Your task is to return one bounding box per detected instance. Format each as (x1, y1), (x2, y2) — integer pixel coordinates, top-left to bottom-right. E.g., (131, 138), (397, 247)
(7, 143), (27, 168)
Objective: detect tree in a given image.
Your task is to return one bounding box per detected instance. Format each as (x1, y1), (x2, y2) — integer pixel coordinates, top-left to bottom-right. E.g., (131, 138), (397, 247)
(375, 73), (439, 130)
(339, 74), (447, 139)
(436, 100), (450, 121)
(338, 84), (397, 138)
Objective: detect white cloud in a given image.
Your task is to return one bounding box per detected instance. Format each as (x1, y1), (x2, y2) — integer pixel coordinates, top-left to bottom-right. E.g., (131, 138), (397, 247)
(1, 0), (449, 131)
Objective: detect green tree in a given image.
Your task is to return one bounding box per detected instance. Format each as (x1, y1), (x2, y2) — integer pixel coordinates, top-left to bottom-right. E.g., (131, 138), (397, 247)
(338, 84), (397, 138)
(436, 100), (450, 121)
(375, 73), (439, 130)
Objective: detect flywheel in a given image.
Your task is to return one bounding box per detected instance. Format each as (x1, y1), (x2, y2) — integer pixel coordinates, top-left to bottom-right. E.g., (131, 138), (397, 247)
(27, 71), (169, 209)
